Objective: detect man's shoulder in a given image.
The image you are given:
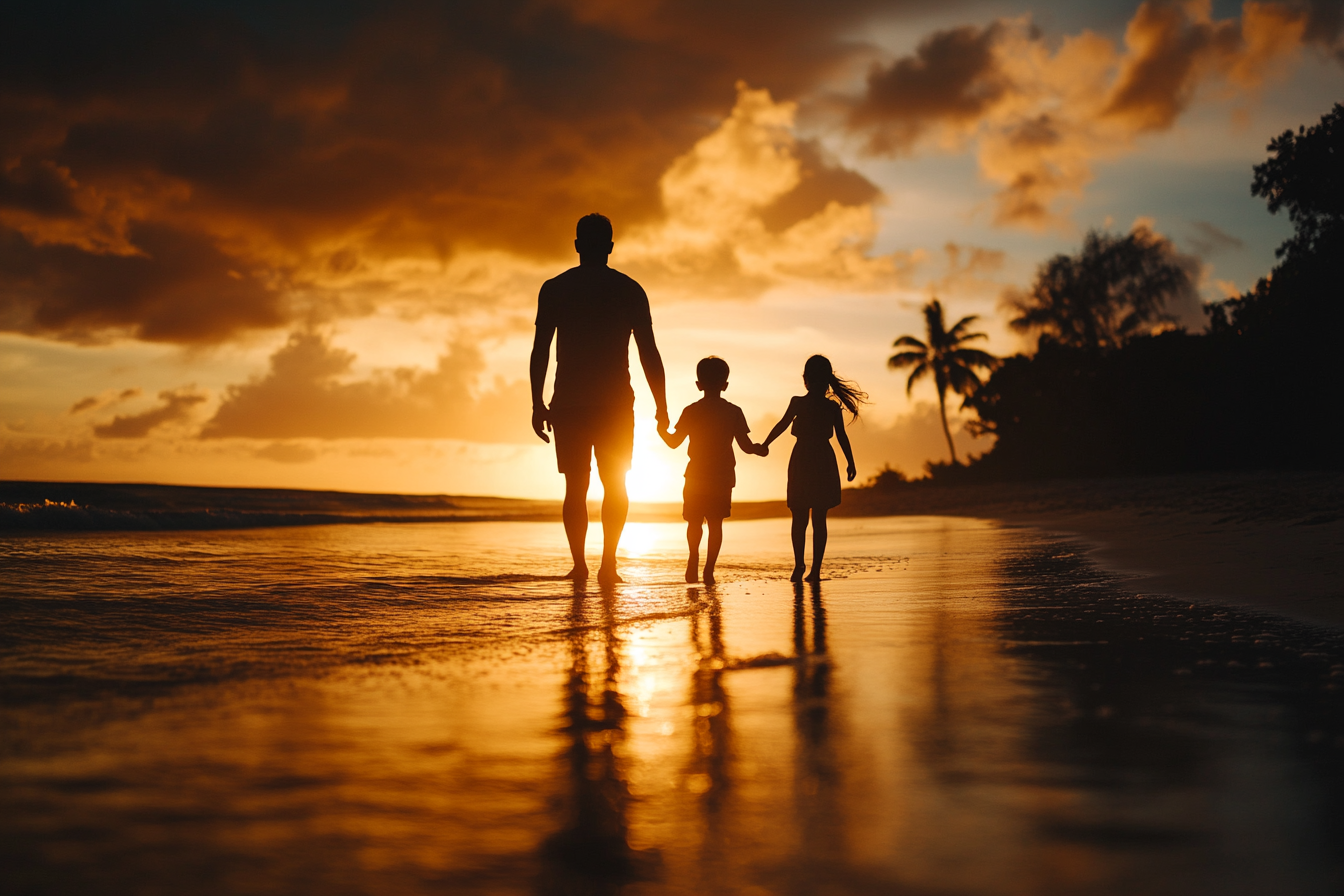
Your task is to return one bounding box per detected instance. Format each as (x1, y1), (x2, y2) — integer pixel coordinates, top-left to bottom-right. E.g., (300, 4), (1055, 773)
(541, 265), (646, 296)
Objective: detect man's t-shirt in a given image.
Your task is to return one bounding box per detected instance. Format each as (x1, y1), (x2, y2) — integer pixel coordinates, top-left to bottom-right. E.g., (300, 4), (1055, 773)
(675, 397), (751, 489)
(536, 264), (652, 414)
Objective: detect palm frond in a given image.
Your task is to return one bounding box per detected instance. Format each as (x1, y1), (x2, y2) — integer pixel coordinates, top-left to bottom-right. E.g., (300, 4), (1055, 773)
(905, 362), (929, 395)
(888, 350), (926, 369)
(891, 335), (927, 350)
(946, 348), (999, 369)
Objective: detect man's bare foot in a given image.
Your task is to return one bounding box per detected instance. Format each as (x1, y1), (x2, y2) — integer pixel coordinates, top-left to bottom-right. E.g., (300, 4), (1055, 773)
(703, 569), (715, 585)
(790, 565), (805, 582)
(685, 556), (698, 583)
(564, 565), (589, 581)
(805, 568), (822, 582)
(597, 565), (624, 585)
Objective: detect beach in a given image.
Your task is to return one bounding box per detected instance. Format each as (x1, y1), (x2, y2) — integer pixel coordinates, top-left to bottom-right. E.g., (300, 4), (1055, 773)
(3, 512), (1343, 894)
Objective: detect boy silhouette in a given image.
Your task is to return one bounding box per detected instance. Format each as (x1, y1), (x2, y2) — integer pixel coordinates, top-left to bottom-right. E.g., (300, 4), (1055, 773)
(659, 357), (763, 584)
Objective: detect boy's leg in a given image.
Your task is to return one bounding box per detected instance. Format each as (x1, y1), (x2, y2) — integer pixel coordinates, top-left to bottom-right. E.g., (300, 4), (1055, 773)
(805, 508), (829, 581)
(686, 519), (703, 583)
(703, 517), (724, 584)
(790, 509), (809, 582)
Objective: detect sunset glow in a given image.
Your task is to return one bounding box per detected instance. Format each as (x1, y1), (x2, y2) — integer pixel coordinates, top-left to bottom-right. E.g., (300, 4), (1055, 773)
(1, 2), (1340, 497)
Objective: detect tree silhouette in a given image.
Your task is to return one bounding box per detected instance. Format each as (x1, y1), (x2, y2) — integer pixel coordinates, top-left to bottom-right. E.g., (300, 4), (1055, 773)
(1007, 225), (1193, 351)
(888, 298), (997, 465)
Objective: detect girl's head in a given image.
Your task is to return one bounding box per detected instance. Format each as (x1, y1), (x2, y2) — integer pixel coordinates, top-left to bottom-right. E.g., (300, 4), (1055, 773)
(803, 354), (867, 420)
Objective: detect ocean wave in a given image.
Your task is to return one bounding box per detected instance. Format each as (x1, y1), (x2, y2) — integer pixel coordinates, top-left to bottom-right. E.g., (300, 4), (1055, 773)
(0, 499), (547, 532)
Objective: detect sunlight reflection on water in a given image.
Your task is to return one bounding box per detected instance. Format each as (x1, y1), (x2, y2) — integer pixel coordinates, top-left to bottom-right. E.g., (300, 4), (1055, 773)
(2, 517), (1342, 895)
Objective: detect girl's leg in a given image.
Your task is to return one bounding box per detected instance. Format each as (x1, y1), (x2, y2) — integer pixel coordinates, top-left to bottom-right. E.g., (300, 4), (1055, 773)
(703, 517), (724, 584)
(686, 520), (703, 583)
(805, 508), (828, 581)
(790, 509), (809, 582)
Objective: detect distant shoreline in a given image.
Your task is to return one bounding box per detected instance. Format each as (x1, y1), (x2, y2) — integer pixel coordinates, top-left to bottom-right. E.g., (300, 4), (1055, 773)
(6, 472), (1341, 629)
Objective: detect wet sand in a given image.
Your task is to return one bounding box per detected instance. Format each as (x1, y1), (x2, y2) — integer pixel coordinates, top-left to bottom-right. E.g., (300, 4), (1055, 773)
(3, 517), (1342, 895)
(838, 471), (1344, 629)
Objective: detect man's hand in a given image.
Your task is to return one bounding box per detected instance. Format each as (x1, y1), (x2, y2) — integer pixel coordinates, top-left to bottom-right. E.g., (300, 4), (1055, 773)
(754, 443), (769, 457)
(532, 405), (551, 443)
(655, 405), (670, 431)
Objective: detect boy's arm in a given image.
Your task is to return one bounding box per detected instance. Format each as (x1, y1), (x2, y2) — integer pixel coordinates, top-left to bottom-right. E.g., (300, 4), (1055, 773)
(835, 406), (857, 481)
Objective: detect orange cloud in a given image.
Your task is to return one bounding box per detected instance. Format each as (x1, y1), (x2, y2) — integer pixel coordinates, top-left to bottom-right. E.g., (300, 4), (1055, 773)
(850, 1), (1324, 228)
(201, 331), (532, 442)
(0, 0), (907, 345)
(92, 387), (208, 439)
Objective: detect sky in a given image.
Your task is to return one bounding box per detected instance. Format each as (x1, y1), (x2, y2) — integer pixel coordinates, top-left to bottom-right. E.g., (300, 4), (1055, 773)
(2, 0), (1342, 501)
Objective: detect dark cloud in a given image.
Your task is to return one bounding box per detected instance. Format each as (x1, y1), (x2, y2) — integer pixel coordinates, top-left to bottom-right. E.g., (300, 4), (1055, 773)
(0, 223), (286, 342)
(1187, 220), (1244, 256)
(849, 24), (1008, 152)
(2, 0), (938, 344)
(758, 139), (881, 233)
(92, 387), (207, 438)
(69, 387), (141, 415)
(0, 158), (79, 217)
(201, 330), (532, 442)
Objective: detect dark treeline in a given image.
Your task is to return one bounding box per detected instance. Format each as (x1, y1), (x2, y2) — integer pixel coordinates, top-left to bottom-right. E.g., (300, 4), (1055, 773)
(920, 102), (1343, 482)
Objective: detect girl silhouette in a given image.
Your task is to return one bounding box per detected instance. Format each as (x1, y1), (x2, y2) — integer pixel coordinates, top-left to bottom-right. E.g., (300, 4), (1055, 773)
(760, 355), (866, 582)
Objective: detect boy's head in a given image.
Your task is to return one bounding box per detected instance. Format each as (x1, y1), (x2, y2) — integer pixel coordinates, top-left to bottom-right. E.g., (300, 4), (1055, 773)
(696, 356), (729, 392)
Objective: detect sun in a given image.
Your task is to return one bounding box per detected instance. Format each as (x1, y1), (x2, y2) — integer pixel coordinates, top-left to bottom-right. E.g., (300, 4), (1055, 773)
(626, 417), (684, 503)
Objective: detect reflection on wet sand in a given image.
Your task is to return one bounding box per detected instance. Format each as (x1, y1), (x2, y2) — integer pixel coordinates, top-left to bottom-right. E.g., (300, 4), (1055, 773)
(540, 584), (657, 891)
(3, 518), (1342, 895)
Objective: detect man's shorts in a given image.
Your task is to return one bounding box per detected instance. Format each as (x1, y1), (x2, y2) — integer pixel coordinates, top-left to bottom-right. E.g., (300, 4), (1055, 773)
(551, 405), (635, 478)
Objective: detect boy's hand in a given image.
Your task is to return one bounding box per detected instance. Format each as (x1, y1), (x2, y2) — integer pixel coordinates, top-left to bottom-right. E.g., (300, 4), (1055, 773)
(846, 462), (856, 481)
(755, 443), (769, 457)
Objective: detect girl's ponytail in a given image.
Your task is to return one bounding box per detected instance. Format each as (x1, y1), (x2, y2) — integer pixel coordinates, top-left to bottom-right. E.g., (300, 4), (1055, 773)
(804, 354), (868, 421)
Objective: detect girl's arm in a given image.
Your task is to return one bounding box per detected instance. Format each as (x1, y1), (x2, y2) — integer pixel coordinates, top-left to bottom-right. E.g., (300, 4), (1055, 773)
(834, 403), (857, 481)
(760, 398), (799, 450)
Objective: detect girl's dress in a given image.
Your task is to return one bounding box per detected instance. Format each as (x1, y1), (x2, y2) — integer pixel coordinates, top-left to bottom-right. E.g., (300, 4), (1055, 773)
(786, 393), (843, 511)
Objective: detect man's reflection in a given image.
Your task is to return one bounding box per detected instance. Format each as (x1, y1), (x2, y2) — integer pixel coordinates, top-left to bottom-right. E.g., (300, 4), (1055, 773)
(539, 584), (654, 891)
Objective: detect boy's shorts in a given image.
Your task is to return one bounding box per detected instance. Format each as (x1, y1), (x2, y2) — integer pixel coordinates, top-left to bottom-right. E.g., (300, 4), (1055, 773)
(683, 482), (732, 522)
(551, 405), (634, 478)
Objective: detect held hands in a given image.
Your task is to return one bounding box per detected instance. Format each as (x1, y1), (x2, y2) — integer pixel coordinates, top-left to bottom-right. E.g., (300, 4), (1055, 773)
(753, 442), (769, 457)
(655, 405), (670, 431)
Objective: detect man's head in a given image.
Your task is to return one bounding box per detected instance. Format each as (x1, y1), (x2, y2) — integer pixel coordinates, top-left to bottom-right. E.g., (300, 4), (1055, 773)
(696, 356), (729, 393)
(575, 213), (614, 260)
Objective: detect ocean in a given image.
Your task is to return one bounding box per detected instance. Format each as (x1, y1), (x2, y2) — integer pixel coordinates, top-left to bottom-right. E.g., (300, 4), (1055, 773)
(2, 503), (1343, 894)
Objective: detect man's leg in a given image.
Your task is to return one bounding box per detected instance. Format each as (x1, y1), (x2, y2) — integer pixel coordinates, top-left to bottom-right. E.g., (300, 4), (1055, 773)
(686, 520), (702, 583)
(703, 517), (724, 584)
(596, 462), (628, 584)
(562, 467), (590, 580)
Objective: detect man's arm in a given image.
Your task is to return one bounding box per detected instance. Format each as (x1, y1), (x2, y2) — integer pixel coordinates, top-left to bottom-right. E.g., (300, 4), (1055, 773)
(530, 323), (555, 443)
(632, 322), (669, 429)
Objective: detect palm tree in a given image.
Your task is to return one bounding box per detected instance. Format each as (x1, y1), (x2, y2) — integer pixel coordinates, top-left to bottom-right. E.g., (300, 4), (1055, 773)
(888, 299), (997, 465)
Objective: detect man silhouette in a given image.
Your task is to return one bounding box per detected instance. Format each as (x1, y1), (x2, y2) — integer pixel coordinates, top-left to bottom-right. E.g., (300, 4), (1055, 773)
(531, 214), (669, 584)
